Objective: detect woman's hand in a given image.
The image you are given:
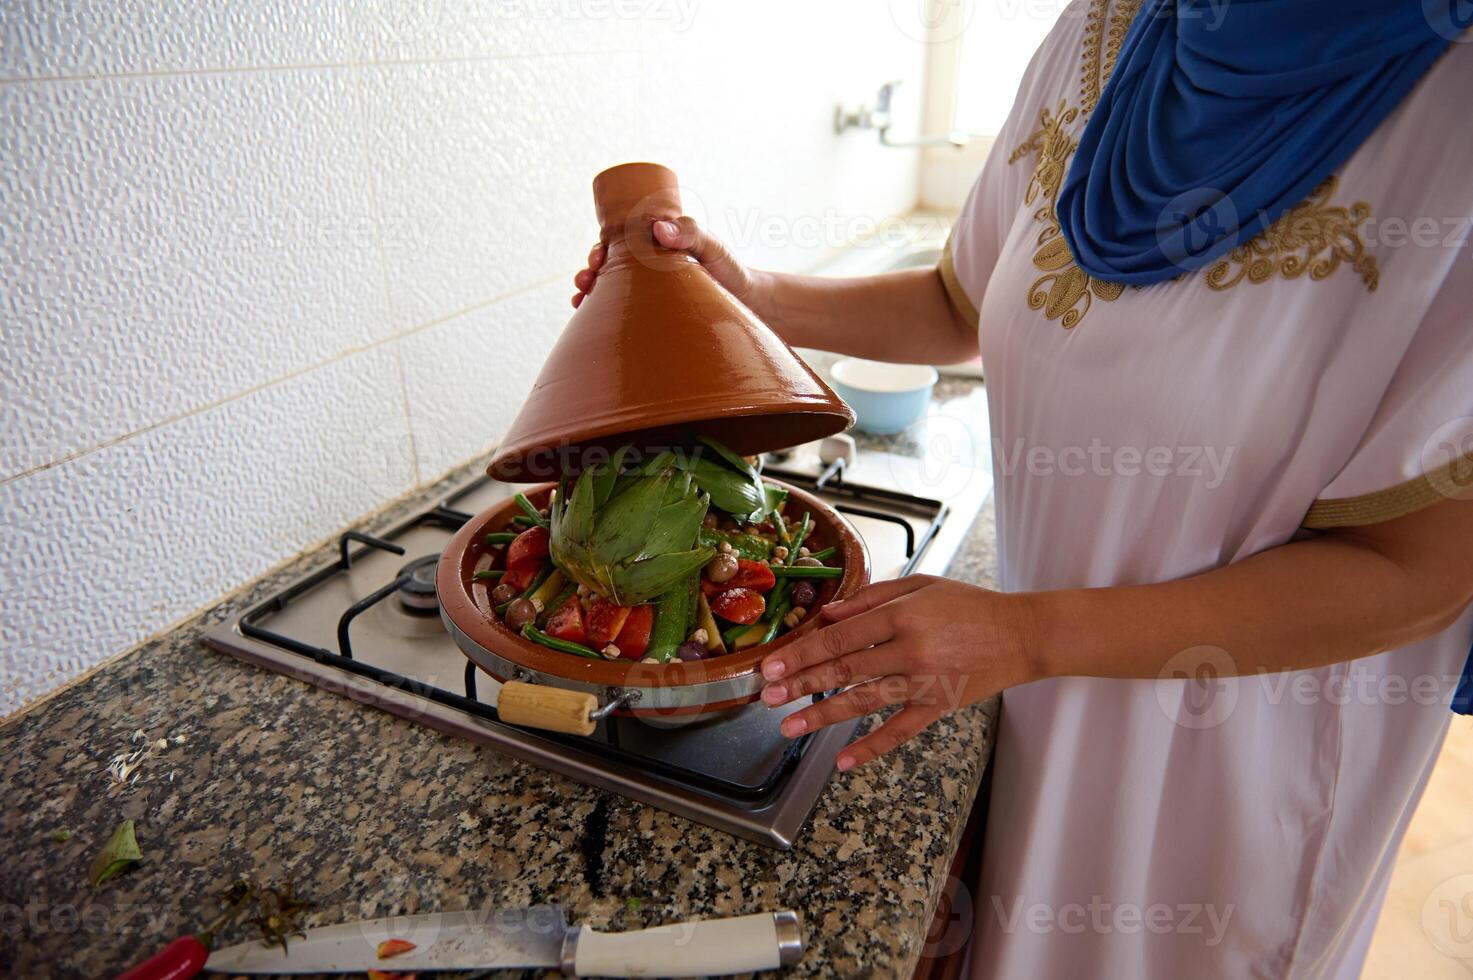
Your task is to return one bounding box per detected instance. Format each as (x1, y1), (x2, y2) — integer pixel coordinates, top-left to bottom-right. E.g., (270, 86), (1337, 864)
(759, 576), (1041, 770)
(572, 217), (765, 309)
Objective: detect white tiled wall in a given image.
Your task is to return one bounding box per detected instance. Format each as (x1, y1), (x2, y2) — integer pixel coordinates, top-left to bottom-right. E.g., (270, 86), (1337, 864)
(0, 1), (926, 715)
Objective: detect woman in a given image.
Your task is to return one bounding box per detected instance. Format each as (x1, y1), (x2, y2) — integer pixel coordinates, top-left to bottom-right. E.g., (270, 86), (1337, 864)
(574, 1), (1473, 975)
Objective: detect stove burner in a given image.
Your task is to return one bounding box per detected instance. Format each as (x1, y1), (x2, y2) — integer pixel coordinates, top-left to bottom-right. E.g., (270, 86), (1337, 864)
(396, 555), (441, 612)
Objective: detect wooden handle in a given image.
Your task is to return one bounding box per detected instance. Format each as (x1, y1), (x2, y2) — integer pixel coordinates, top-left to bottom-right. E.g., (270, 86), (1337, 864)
(497, 681), (599, 736)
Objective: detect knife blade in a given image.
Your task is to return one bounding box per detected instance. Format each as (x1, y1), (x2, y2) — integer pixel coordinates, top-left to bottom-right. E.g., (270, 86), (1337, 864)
(204, 905), (804, 976)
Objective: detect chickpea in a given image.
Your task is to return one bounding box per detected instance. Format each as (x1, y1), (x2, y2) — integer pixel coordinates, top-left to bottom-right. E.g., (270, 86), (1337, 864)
(601, 644), (622, 660)
(773, 545), (790, 561)
(689, 627), (709, 646)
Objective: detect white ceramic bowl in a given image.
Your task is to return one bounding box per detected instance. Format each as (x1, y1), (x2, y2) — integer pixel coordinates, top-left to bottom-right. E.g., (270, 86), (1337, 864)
(828, 358), (939, 434)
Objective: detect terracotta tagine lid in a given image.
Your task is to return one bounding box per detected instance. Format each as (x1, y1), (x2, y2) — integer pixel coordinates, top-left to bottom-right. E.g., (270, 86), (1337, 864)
(487, 162), (854, 481)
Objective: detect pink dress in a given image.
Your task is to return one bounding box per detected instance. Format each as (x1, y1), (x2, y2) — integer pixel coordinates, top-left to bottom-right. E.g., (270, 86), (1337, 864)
(940, 2), (1473, 976)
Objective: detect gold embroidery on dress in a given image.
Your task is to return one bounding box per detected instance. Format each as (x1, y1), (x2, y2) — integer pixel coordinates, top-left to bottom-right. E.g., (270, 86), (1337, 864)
(1204, 177), (1379, 291)
(1007, 0), (1378, 328)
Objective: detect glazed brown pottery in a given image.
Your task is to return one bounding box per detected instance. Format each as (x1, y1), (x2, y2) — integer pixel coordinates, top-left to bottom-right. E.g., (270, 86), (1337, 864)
(487, 162), (854, 482)
(436, 480), (870, 720)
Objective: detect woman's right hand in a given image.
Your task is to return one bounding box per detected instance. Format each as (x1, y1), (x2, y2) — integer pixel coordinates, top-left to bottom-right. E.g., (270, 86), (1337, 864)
(572, 217), (763, 310)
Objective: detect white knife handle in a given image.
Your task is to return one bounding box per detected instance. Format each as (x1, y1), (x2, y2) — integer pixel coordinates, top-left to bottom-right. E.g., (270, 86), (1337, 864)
(565, 910), (803, 977)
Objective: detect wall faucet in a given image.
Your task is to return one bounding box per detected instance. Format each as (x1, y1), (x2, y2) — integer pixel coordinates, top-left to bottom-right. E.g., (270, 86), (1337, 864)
(833, 80), (970, 149)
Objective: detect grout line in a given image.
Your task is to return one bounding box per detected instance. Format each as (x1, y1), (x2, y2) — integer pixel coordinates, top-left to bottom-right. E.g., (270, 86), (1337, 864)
(0, 272), (569, 488)
(0, 47), (635, 87)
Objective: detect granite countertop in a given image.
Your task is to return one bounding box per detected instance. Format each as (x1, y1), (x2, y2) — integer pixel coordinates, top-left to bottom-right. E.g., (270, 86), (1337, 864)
(0, 380), (999, 979)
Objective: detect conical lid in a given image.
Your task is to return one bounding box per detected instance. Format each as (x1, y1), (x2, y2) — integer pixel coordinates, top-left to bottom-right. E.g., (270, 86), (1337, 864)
(487, 162), (854, 482)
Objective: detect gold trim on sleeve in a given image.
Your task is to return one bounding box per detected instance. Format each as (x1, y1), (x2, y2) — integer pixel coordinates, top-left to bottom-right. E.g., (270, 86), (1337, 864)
(939, 234), (981, 326)
(1302, 451), (1473, 528)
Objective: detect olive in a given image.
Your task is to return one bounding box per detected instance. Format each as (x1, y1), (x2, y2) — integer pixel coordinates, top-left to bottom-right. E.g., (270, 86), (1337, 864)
(702, 512), (718, 529)
(504, 597), (537, 631)
(491, 582), (519, 604)
(676, 641), (708, 662)
(791, 581), (817, 608)
(794, 556), (824, 567)
(706, 552), (739, 583)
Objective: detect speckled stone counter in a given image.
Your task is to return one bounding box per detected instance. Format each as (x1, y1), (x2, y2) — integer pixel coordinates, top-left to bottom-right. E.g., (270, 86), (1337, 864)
(1, 385), (999, 979)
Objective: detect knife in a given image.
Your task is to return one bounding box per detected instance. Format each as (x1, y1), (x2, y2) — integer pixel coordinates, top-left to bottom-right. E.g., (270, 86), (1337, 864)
(204, 905), (803, 976)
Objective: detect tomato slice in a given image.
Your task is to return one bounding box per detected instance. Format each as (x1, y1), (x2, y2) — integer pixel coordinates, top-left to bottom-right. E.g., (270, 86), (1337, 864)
(728, 559), (776, 592)
(501, 563), (538, 594)
(544, 596), (587, 644)
(506, 526), (550, 571)
(615, 604), (654, 659)
(586, 597), (633, 648)
(710, 587), (765, 625)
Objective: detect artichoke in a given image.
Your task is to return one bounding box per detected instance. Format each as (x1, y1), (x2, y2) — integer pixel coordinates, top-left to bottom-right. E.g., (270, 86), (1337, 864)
(549, 450), (715, 606)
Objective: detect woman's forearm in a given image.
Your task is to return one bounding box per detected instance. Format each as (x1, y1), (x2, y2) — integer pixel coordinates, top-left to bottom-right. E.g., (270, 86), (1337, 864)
(1031, 500), (1473, 682)
(748, 266), (978, 365)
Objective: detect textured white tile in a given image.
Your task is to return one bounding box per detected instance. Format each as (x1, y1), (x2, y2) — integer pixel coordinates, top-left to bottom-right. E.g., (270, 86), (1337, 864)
(395, 279), (567, 481)
(631, 0), (925, 274)
(0, 0), (371, 79)
(0, 346), (413, 717)
(351, 0), (647, 63)
(360, 50), (643, 329)
(0, 70), (393, 479)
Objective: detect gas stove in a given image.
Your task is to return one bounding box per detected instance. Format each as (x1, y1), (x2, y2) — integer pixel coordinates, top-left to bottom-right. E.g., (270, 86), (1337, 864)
(204, 445), (991, 848)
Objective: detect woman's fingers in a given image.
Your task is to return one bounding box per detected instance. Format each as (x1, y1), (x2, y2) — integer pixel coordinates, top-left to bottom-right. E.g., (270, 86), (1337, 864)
(778, 676), (916, 738)
(762, 642), (901, 705)
(835, 703), (947, 770)
(571, 243), (607, 308)
(821, 576), (933, 622)
(761, 606), (896, 682)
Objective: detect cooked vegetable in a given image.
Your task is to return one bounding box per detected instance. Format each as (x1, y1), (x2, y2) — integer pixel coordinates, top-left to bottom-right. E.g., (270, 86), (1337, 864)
(587, 597), (633, 648)
(771, 565), (843, 579)
(506, 525), (550, 571)
(494, 438), (839, 662)
(549, 454), (713, 606)
(698, 528), (773, 561)
(514, 492), (549, 528)
(473, 569), (503, 581)
(504, 598), (537, 632)
(647, 582), (691, 662)
(544, 597), (588, 644)
(706, 552), (738, 583)
(727, 559), (776, 592)
(807, 546), (836, 562)
(696, 593), (726, 653)
(710, 587), (765, 625)
(522, 624), (600, 659)
(617, 604), (655, 659)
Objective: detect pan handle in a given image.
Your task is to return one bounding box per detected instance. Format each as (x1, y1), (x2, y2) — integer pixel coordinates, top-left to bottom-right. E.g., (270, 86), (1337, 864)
(498, 681), (635, 736)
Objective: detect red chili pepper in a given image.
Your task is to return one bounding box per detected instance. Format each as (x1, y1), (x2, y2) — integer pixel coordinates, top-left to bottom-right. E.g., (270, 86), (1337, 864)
(115, 935), (209, 980)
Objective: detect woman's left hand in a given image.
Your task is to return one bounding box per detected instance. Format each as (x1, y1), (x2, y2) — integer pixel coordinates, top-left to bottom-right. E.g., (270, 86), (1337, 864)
(759, 576), (1041, 770)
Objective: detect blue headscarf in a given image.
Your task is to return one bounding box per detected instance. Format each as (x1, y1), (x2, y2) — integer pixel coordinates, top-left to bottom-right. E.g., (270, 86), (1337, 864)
(1055, 0), (1465, 286)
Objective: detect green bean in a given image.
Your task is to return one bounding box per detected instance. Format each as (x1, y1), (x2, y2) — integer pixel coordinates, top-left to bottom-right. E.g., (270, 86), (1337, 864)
(521, 625), (600, 659)
(722, 623), (751, 647)
(473, 569), (503, 581)
(771, 565), (843, 579)
(806, 546), (836, 562)
(484, 531), (519, 545)
(515, 492), (549, 528)
(509, 514), (538, 527)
